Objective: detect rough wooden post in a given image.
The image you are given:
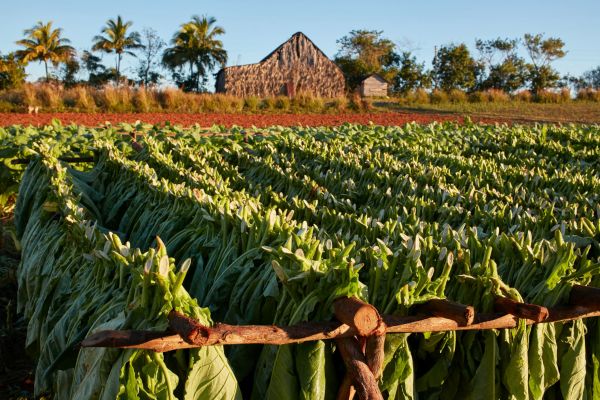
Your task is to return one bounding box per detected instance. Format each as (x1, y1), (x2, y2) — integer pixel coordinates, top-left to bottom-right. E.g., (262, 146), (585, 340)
(333, 297), (382, 336)
(365, 323), (386, 379)
(334, 298), (385, 400)
(336, 336), (383, 400)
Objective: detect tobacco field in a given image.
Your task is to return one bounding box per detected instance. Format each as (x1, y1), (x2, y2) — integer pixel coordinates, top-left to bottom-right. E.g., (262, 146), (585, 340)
(1, 121), (599, 399)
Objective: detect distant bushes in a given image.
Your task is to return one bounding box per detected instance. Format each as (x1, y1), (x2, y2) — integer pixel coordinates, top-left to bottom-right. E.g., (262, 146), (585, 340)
(0, 83), (598, 113)
(0, 84), (351, 113)
(398, 88), (599, 105)
(576, 88), (600, 102)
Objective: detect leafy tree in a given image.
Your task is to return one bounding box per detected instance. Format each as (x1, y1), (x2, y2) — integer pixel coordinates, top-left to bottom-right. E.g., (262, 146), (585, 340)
(334, 30), (399, 89)
(334, 57), (373, 90)
(81, 50), (113, 87)
(92, 16), (143, 84)
(0, 53), (27, 90)
(162, 15), (227, 92)
(576, 66), (600, 90)
(483, 55), (528, 92)
(523, 33), (566, 92)
(15, 21), (75, 81)
(136, 28), (165, 86)
(475, 38), (518, 68)
(475, 37), (527, 92)
(392, 51), (431, 93)
(432, 43), (482, 91)
(60, 55), (80, 87)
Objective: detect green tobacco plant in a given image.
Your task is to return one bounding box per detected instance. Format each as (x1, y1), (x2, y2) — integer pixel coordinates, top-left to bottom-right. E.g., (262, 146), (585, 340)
(6, 122), (600, 399)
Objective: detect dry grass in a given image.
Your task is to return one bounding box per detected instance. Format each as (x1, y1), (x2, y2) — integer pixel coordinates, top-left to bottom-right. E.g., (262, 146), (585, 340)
(0, 84), (599, 124)
(0, 84), (354, 114)
(376, 101), (600, 124)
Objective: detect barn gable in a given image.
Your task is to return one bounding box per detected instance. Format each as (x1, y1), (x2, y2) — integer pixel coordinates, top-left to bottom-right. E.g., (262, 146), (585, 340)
(216, 32), (345, 97)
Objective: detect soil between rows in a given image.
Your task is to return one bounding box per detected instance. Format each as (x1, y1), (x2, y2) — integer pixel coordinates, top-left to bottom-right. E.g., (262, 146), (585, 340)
(0, 112), (509, 127)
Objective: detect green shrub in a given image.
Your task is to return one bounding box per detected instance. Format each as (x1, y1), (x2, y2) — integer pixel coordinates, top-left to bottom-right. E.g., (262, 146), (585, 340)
(226, 95), (244, 113)
(132, 87), (155, 113)
(469, 89), (510, 103)
(261, 97), (277, 112)
(468, 91), (489, 103)
(406, 89), (430, 104)
(292, 93), (324, 113)
(513, 90), (533, 102)
(64, 86), (95, 112)
(326, 96), (348, 113)
(274, 96), (291, 112)
(243, 96), (260, 112)
(93, 86), (134, 112)
(576, 89), (600, 102)
(448, 89), (468, 103)
(534, 89), (571, 104)
(348, 93), (363, 112)
(157, 88), (188, 112)
(36, 84), (63, 110)
(430, 89), (449, 104)
(0, 100), (16, 112)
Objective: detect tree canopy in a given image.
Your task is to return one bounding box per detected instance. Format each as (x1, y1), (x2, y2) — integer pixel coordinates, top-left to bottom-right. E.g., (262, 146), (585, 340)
(0, 53), (27, 90)
(162, 15), (227, 92)
(92, 16), (143, 84)
(392, 52), (431, 94)
(334, 30), (399, 90)
(432, 44), (482, 91)
(137, 28), (165, 86)
(523, 33), (566, 93)
(15, 21), (75, 81)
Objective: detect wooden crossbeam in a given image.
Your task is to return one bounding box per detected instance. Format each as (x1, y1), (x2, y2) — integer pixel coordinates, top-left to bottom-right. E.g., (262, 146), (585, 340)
(80, 300), (600, 353)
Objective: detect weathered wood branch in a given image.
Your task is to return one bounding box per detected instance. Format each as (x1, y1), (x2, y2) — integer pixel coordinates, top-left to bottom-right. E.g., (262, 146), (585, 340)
(413, 299), (475, 326)
(337, 375), (356, 400)
(336, 337), (383, 400)
(167, 310), (351, 346)
(333, 298), (385, 400)
(333, 297), (382, 336)
(494, 296), (549, 323)
(81, 303), (600, 352)
(79, 329), (195, 353)
(570, 284), (600, 308)
(365, 324), (386, 379)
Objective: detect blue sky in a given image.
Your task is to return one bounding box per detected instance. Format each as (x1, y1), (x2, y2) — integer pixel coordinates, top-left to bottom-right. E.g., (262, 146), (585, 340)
(1, 0), (599, 86)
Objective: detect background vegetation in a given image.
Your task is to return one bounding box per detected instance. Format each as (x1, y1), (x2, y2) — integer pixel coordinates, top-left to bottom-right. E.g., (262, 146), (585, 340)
(0, 16), (599, 115)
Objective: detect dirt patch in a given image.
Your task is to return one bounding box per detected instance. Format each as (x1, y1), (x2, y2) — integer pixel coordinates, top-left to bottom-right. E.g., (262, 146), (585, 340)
(0, 112), (507, 128)
(0, 220), (34, 400)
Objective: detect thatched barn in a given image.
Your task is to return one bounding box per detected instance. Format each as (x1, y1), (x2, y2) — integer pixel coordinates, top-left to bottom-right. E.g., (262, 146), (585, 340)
(360, 74), (389, 97)
(215, 32), (345, 97)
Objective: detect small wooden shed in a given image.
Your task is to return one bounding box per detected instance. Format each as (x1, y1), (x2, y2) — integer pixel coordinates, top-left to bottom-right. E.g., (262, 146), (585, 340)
(360, 74), (388, 97)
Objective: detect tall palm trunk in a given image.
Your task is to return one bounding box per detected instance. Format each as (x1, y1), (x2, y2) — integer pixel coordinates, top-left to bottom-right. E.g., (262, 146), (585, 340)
(44, 60), (49, 81)
(116, 53), (122, 85)
(189, 61), (195, 91)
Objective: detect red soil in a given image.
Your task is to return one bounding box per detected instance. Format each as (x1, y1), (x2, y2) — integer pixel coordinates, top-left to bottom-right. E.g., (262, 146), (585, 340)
(0, 112), (505, 127)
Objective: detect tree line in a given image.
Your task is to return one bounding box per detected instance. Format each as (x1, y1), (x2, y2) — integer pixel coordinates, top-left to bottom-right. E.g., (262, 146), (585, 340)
(335, 30), (599, 95)
(0, 16), (226, 92)
(1, 18), (599, 95)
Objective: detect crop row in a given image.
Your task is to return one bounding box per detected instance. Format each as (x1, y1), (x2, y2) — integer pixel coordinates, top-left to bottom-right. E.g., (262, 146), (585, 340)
(6, 122), (600, 399)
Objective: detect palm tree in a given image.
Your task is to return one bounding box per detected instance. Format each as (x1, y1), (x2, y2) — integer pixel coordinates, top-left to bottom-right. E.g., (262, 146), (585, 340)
(15, 21), (75, 81)
(163, 15), (227, 92)
(92, 16), (143, 84)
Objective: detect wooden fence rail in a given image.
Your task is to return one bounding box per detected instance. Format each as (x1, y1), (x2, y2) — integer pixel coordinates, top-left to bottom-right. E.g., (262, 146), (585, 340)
(79, 285), (600, 400)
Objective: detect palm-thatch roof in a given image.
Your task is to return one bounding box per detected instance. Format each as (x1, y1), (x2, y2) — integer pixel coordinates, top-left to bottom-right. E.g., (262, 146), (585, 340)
(215, 32), (345, 97)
